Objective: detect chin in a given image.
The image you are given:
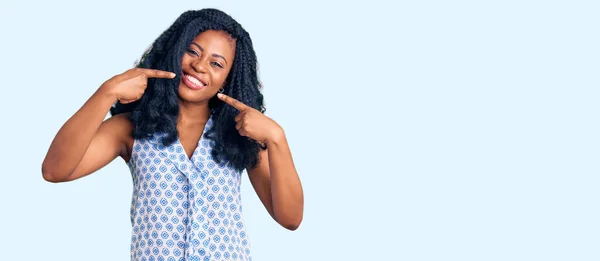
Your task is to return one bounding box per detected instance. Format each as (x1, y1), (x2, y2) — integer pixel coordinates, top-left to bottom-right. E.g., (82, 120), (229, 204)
(177, 83), (215, 103)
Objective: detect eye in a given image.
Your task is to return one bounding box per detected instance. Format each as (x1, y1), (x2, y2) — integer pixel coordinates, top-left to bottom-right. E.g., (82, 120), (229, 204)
(211, 61), (224, 68)
(186, 48), (199, 57)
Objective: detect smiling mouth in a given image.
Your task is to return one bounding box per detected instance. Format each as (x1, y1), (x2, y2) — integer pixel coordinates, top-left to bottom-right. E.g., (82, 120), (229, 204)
(182, 72), (207, 90)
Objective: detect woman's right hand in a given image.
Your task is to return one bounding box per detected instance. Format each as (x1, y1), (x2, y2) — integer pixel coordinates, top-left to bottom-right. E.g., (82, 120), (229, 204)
(42, 68), (176, 183)
(101, 68), (176, 104)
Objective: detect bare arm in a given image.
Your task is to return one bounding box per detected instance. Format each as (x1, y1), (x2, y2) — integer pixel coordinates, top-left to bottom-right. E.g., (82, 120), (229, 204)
(41, 68), (176, 182)
(248, 135), (304, 231)
(216, 93), (304, 230)
(42, 86), (121, 182)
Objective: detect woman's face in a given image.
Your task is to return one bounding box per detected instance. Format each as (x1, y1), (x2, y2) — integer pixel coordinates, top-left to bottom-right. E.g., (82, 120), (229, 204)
(178, 30), (236, 103)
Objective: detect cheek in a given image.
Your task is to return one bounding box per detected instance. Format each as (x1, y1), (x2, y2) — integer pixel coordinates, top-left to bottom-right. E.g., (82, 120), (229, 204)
(221, 68), (233, 82)
(214, 70), (231, 85)
(180, 56), (191, 68)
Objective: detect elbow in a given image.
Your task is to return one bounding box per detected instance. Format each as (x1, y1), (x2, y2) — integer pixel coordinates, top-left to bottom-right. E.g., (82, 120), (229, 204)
(273, 201), (304, 231)
(42, 169), (61, 183)
(41, 164), (69, 183)
(283, 222), (301, 231)
(277, 215), (303, 231)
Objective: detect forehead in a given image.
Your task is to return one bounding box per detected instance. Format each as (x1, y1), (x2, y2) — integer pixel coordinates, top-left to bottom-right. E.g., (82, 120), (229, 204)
(191, 30), (236, 53)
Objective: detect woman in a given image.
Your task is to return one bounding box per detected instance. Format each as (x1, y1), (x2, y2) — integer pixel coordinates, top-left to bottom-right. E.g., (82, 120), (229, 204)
(42, 8), (304, 261)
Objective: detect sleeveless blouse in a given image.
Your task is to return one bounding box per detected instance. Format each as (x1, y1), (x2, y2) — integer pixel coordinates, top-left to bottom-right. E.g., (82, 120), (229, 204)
(126, 117), (252, 261)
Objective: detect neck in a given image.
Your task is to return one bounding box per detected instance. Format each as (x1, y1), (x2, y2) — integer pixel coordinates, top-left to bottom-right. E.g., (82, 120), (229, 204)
(178, 100), (211, 127)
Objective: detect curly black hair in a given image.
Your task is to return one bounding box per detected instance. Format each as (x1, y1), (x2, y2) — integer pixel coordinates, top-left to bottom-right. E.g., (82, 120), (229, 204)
(110, 8), (266, 172)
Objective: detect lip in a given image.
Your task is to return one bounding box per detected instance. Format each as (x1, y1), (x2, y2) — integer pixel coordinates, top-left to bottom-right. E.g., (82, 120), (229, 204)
(181, 72), (208, 90)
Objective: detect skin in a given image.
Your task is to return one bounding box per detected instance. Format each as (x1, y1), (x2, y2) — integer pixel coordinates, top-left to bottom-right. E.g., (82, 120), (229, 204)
(41, 30), (304, 231)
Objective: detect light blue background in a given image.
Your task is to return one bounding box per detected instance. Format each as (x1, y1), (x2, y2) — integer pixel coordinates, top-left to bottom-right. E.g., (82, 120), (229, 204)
(1, 0), (598, 260)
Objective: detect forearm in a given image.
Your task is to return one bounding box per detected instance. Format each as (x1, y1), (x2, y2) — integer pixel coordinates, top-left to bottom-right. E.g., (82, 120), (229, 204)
(266, 134), (304, 229)
(42, 86), (117, 180)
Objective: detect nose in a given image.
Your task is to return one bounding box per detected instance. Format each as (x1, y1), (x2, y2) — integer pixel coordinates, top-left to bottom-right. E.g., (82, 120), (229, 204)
(190, 57), (208, 73)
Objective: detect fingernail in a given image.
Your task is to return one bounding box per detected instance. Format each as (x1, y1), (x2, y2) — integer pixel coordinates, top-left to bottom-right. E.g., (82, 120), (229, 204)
(171, 73), (176, 77)
(217, 93), (223, 98)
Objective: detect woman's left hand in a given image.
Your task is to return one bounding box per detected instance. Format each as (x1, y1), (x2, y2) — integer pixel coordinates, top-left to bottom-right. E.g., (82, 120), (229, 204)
(217, 93), (284, 144)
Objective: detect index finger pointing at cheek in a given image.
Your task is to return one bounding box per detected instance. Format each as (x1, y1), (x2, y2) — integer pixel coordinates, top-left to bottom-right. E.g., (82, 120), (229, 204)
(138, 68), (176, 79)
(217, 93), (249, 111)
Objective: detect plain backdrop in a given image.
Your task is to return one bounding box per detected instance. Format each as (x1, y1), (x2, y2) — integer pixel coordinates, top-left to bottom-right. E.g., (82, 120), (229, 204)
(0, 0), (598, 260)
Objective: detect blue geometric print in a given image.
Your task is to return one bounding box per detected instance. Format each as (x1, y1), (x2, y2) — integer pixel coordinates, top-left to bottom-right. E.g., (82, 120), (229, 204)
(127, 117), (252, 260)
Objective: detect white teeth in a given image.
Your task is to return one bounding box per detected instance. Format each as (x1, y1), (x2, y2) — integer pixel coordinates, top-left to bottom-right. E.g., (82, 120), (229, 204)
(185, 74), (205, 86)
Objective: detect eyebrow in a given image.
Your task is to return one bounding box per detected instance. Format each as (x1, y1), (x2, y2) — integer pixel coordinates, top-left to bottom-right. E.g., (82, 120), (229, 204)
(191, 42), (228, 65)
